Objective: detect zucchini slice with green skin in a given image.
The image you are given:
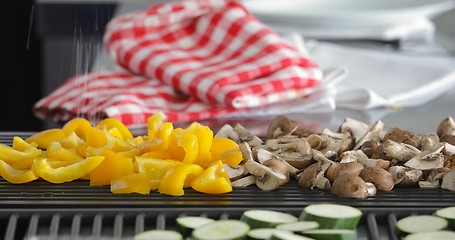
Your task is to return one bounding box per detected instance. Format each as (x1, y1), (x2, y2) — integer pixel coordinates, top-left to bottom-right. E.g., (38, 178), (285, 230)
(276, 221), (319, 232)
(133, 230), (183, 240)
(436, 206), (455, 229)
(240, 210), (298, 229)
(299, 204), (362, 229)
(396, 215), (448, 236)
(192, 219), (250, 240)
(301, 229), (358, 240)
(269, 230), (315, 240)
(176, 216), (215, 236)
(403, 230), (455, 240)
(246, 228), (290, 240)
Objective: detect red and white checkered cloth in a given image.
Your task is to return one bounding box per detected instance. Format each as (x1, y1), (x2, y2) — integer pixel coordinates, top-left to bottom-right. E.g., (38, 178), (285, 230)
(34, 0), (323, 128)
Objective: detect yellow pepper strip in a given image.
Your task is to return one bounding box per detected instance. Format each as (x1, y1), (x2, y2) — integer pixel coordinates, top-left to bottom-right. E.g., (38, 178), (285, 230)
(45, 158), (82, 168)
(95, 118), (133, 140)
(26, 128), (66, 149)
(59, 132), (85, 150)
(84, 127), (108, 148)
(32, 156), (104, 184)
(111, 173), (152, 194)
(0, 160), (38, 184)
(191, 160), (232, 194)
(158, 163), (204, 196)
(138, 138), (164, 155)
(46, 142), (84, 162)
(104, 133), (136, 152)
(147, 112), (167, 139)
(156, 122), (174, 149)
(140, 150), (175, 160)
(90, 149), (134, 186)
(62, 118), (92, 138)
(136, 157), (182, 190)
(219, 149), (243, 167)
(210, 137), (241, 162)
(193, 126), (214, 168)
(174, 128), (199, 164)
(0, 144), (42, 165)
(12, 136), (37, 151)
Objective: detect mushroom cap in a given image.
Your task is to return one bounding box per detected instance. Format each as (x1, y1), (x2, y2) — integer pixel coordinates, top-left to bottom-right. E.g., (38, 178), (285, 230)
(359, 167), (394, 191)
(297, 163), (322, 189)
(326, 161), (364, 183)
(331, 174), (368, 199)
(267, 115), (299, 139)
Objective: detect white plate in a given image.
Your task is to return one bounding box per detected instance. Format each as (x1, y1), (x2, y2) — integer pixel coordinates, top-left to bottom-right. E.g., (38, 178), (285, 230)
(243, 0), (455, 27)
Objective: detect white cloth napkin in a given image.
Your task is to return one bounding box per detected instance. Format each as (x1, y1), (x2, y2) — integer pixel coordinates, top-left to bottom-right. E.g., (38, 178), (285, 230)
(305, 41), (455, 110)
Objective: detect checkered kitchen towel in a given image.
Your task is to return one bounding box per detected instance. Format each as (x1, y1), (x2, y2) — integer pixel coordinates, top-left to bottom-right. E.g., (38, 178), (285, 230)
(34, 0), (323, 128)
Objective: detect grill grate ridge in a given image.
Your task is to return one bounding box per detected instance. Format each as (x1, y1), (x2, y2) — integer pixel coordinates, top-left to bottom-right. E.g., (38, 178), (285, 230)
(0, 208), (439, 240)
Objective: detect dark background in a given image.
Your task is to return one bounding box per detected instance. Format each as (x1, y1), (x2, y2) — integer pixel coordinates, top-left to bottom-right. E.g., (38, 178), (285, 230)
(1, 1), (116, 132)
(1, 1), (41, 131)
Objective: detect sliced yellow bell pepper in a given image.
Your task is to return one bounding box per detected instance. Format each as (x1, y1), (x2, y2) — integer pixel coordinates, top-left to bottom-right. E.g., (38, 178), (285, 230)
(140, 150), (176, 160)
(104, 133), (136, 152)
(158, 163), (204, 196)
(191, 160), (232, 194)
(156, 122), (174, 149)
(95, 118), (133, 140)
(32, 156), (104, 184)
(12, 136), (37, 151)
(85, 127), (108, 148)
(210, 138), (239, 159)
(0, 160), (38, 184)
(136, 157), (182, 190)
(147, 112), (167, 139)
(90, 149), (134, 186)
(59, 132), (85, 150)
(62, 118), (92, 138)
(174, 128), (199, 164)
(111, 173), (152, 194)
(193, 126), (214, 168)
(219, 149), (243, 167)
(0, 144), (42, 165)
(46, 142), (84, 162)
(26, 128), (66, 149)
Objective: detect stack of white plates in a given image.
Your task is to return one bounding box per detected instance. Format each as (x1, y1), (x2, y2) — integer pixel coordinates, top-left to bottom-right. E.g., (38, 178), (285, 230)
(243, 0), (455, 40)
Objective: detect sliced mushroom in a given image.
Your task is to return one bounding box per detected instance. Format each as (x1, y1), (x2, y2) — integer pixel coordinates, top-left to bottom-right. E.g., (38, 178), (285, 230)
(443, 142), (455, 156)
(404, 146), (445, 170)
(441, 169), (455, 191)
(214, 124), (239, 141)
(256, 149), (300, 176)
(382, 139), (421, 162)
(420, 133), (440, 151)
(231, 175), (256, 187)
(437, 116), (455, 137)
(366, 182), (377, 196)
(359, 167), (394, 191)
(320, 128), (351, 140)
(331, 174), (368, 199)
(353, 120), (385, 150)
(223, 164), (246, 181)
(267, 115), (299, 139)
(326, 161), (364, 183)
(244, 159), (288, 191)
(297, 162), (323, 189)
(339, 118), (370, 144)
(234, 123), (263, 147)
(389, 166), (422, 187)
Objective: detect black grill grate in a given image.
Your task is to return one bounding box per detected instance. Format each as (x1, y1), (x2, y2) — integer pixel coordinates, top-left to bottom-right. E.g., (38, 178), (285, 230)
(0, 208), (439, 240)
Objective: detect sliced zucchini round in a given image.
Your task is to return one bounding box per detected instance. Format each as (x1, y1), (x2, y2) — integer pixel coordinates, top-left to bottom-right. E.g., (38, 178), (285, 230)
(436, 206), (455, 229)
(176, 216), (215, 236)
(192, 219), (250, 240)
(246, 228), (289, 240)
(276, 221), (319, 232)
(403, 230), (455, 240)
(240, 210), (298, 229)
(396, 215), (448, 235)
(133, 230), (183, 240)
(269, 230), (315, 240)
(299, 204), (362, 229)
(301, 229), (358, 240)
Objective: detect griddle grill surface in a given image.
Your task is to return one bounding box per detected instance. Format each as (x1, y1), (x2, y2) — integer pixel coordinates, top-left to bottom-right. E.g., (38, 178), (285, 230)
(1, 132), (453, 239)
